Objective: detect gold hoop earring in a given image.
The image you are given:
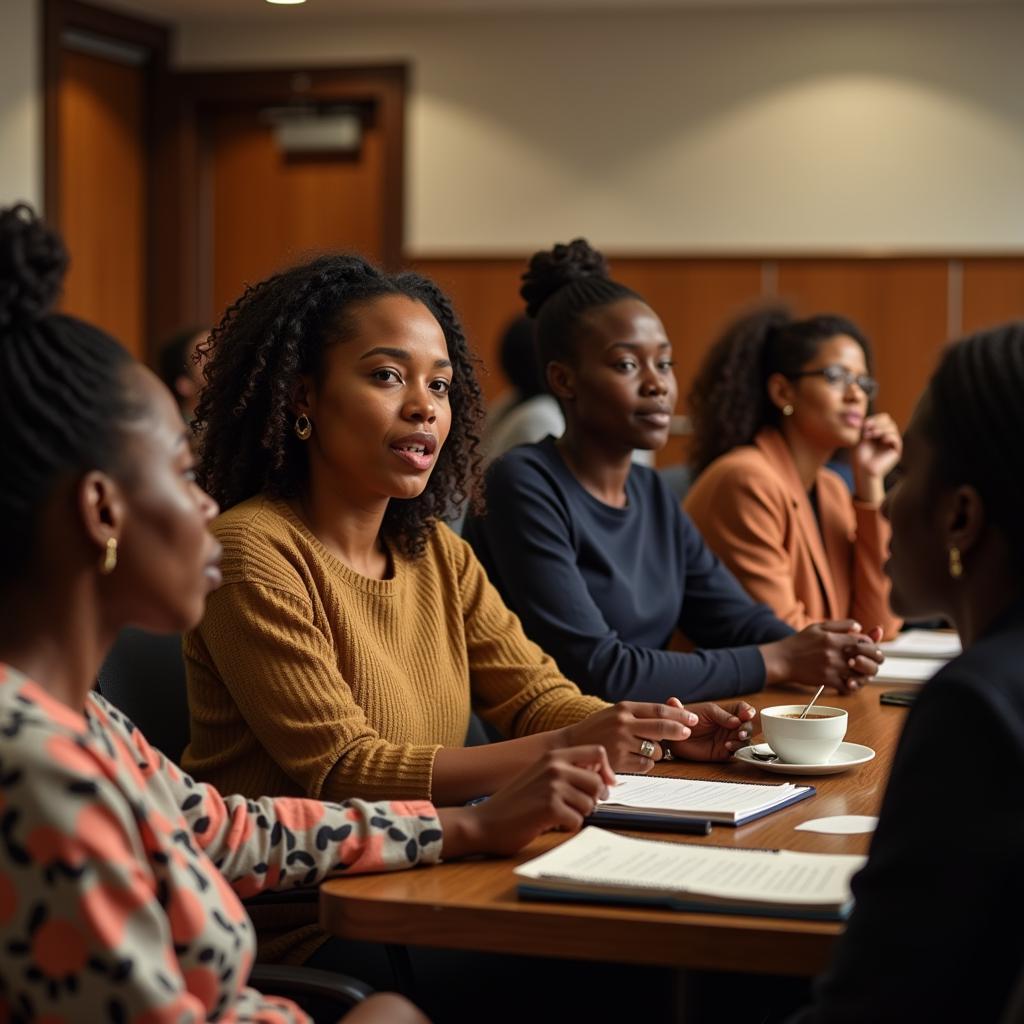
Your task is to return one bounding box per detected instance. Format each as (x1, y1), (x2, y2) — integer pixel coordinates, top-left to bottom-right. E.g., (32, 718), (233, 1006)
(294, 414), (313, 441)
(100, 537), (118, 575)
(782, 404), (794, 417)
(948, 546), (963, 579)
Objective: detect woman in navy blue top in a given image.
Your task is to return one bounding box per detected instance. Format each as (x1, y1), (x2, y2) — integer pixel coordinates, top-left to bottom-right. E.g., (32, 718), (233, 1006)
(463, 239), (885, 704)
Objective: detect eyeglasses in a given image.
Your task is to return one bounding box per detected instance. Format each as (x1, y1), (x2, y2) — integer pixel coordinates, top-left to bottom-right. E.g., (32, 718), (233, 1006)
(788, 365), (878, 400)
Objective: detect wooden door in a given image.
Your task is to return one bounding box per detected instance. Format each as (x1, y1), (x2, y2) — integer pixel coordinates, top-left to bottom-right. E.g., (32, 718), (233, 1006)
(203, 102), (388, 322)
(56, 46), (147, 356)
(45, 1), (169, 361)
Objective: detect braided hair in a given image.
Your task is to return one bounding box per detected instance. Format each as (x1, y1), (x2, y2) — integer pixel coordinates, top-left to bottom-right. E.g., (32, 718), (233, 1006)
(923, 322), (1024, 573)
(688, 305), (873, 475)
(0, 204), (143, 585)
(520, 239), (642, 379)
(195, 253), (486, 560)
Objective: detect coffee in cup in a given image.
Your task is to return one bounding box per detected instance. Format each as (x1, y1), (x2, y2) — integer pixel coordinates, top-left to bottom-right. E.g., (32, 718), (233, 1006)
(761, 704), (847, 765)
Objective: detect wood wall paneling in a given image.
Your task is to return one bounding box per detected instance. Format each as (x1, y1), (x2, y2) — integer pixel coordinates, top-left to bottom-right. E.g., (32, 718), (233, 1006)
(408, 258), (525, 403)
(775, 259), (950, 429)
(961, 258), (1024, 335)
(412, 257), (765, 467)
(414, 255), (967, 464)
(57, 49), (147, 358)
(413, 257), (766, 407)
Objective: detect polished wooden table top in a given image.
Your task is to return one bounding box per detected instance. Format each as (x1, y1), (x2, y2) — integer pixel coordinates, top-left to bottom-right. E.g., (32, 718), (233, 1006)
(320, 686), (914, 975)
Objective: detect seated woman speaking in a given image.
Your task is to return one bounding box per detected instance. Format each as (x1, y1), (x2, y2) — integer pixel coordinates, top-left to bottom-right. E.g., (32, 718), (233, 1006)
(462, 239), (885, 706)
(0, 204), (622, 1024)
(183, 252), (755, 815)
(684, 306), (902, 637)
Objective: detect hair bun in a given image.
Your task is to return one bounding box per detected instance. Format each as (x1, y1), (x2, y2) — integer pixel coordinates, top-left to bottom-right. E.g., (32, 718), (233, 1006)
(520, 238), (609, 318)
(0, 204), (68, 330)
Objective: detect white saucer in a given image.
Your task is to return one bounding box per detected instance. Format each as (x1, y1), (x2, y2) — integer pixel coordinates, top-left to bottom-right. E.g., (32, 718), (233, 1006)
(734, 742), (876, 776)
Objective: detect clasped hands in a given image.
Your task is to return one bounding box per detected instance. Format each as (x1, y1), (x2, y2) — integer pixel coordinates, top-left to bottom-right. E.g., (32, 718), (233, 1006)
(760, 618), (886, 694)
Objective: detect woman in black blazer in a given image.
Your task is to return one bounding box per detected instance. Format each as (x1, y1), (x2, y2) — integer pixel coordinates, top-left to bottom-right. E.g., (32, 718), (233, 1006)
(792, 321), (1024, 1023)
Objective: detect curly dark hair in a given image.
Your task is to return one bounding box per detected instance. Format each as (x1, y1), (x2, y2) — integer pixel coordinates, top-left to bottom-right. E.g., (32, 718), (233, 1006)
(520, 238), (641, 377)
(195, 253), (486, 560)
(688, 305), (873, 475)
(0, 204), (143, 585)
(923, 321), (1024, 573)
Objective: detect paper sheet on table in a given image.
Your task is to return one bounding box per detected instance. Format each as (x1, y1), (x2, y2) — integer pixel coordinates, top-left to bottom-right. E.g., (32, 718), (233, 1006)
(795, 816), (878, 835)
(870, 657), (947, 685)
(879, 629), (961, 660)
(515, 827), (866, 905)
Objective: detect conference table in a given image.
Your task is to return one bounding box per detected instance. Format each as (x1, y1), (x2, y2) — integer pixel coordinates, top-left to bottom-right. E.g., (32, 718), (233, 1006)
(319, 685), (914, 978)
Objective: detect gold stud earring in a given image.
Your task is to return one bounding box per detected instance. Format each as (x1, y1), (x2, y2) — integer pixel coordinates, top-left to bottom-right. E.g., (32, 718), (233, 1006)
(948, 546), (963, 579)
(782, 404), (794, 417)
(294, 414), (313, 441)
(99, 537), (118, 575)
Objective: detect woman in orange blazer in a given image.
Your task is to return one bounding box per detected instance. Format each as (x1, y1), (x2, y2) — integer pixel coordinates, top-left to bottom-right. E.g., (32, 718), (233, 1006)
(684, 306), (902, 639)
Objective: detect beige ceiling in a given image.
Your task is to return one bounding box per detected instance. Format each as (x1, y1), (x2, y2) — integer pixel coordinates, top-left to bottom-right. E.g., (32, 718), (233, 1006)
(101, 0), (1012, 27)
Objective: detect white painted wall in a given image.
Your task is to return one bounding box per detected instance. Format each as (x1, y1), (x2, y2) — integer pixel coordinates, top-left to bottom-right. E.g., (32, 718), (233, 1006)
(0, 0), (42, 209)
(176, 5), (1024, 254)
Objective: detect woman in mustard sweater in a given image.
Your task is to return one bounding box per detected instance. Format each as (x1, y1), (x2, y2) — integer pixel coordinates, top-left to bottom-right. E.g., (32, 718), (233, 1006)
(184, 254), (755, 810)
(0, 204), (618, 1024)
(684, 306), (902, 638)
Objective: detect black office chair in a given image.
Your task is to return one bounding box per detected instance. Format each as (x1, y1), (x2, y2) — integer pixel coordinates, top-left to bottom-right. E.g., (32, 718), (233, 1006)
(96, 629), (192, 759)
(96, 627), (374, 1019)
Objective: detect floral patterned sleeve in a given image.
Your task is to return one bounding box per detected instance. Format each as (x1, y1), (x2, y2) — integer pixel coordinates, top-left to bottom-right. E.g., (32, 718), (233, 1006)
(0, 716), (281, 1022)
(0, 674), (443, 1023)
(111, 697), (445, 895)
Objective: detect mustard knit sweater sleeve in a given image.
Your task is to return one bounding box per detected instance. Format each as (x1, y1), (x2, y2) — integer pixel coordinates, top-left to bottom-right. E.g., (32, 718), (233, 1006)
(447, 527), (608, 737)
(183, 497), (606, 804)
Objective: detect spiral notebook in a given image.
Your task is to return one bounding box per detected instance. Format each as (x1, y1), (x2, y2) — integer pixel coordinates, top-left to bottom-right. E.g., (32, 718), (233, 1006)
(585, 774), (814, 829)
(516, 827), (865, 920)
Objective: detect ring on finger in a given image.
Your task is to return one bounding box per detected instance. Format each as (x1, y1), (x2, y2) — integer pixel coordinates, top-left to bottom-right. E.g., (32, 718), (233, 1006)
(639, 739), (656, 759)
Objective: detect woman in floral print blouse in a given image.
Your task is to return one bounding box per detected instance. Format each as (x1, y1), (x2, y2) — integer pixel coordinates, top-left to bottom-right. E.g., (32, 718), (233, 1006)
(0, 204), (614, 1024)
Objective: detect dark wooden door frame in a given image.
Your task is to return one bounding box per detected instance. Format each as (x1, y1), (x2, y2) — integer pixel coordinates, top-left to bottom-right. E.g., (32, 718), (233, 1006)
(43, 0), (170, 360)
(44, 5), (407, 348)
(156, 64), (407, 333)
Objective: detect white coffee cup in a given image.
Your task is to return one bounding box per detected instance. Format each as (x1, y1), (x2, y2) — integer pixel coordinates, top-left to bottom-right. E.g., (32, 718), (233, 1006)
(761, 704), (848, 765)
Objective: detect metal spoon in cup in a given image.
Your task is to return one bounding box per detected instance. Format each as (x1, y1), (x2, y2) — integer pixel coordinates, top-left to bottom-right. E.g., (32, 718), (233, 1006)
(800, 684), (826, 719)
(751, 684), (828, 762)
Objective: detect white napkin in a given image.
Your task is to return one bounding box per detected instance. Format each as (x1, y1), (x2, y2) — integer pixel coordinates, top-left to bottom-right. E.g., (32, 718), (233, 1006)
(795, 815), (878, 835)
